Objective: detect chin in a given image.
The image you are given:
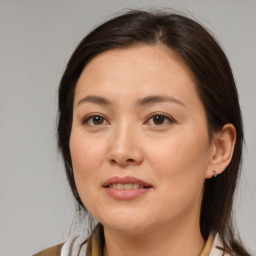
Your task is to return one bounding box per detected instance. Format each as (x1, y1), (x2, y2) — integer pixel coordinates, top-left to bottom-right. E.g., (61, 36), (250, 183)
(104, 222), (151, 235)
(96, 210), (153, 234)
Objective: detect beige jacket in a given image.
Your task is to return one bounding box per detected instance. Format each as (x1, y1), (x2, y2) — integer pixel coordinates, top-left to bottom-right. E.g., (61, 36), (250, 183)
(33, 228), (229, 256)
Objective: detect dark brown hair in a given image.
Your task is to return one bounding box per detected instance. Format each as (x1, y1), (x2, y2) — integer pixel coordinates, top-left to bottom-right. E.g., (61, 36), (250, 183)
(57, 9), (250, 255)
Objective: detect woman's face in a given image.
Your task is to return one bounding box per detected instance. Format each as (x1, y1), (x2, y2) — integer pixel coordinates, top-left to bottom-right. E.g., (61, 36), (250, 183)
(70, 45), (215, 234)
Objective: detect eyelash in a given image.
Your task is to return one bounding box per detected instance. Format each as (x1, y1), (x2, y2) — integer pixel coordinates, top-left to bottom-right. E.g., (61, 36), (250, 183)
(144, 112), (174, 126)
(81, 112), (175, 127)
(81, 113), (109, 126)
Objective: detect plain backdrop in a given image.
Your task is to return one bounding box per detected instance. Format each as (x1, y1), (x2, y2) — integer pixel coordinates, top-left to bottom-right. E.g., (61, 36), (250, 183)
(1, 1), (255, 255)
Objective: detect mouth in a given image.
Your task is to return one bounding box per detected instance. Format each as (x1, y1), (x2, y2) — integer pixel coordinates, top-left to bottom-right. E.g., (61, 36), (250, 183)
(107, 183), (150, 189)
(102, 176), (153, 200)
(103, 176), (152, 189)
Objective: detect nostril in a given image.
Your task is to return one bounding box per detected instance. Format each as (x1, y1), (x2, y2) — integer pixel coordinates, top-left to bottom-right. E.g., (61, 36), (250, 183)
(110, 158), (135, 166)
(110, 159), (117, 164)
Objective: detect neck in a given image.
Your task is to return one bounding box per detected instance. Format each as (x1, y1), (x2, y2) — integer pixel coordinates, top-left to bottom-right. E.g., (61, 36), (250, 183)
(103, 218), (205, 256)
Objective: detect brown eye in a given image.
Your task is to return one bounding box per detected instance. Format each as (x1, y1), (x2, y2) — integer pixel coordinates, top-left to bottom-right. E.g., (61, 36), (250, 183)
(92, 116), (104, 125)
(82, 114), (108, 126)
(153, 115), (165, 125)
(146, 113), (174, 126)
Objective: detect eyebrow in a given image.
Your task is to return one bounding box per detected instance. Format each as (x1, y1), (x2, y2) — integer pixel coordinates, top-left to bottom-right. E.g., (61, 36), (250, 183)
(76, 94), (186, 108)
(136, 95), (186, 107)
(76, 95), (111, 107)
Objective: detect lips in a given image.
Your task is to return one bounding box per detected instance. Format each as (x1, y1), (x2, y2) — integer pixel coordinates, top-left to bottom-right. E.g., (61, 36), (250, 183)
(102, 176), (152, 188)
(102, 176), (153, 200)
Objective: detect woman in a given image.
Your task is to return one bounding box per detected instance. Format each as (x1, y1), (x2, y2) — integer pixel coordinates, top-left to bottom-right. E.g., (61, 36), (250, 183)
(34, 9), (251, 256)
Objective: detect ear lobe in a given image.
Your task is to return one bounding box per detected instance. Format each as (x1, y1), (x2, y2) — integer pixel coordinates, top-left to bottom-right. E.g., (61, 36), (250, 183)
(205, 124), (236, 179)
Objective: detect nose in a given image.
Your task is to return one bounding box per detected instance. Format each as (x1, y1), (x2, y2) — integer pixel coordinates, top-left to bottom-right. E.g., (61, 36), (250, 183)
(107, 123), (143, 167)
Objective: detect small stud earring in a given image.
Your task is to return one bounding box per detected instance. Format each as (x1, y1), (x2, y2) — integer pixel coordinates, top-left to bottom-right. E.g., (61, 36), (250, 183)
(213, 170), (218, 178)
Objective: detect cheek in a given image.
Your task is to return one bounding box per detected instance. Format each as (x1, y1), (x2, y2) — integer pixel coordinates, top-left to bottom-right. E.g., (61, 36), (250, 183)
(146, 130), (210, 204)
(147, 131), (210, 173)
(70, 128), (106, 171)
(69, 129), (106, 205)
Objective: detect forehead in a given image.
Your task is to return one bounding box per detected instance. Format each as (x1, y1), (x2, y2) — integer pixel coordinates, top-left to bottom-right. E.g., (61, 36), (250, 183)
(74, 45), (199, 106)
(81, 45), (190, 82)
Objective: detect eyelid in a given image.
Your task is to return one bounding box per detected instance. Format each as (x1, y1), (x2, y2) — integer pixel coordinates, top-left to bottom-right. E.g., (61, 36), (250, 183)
(80, 112), (175, 126)
(144, 112), (175, 125)
(81, 113), (110, 126)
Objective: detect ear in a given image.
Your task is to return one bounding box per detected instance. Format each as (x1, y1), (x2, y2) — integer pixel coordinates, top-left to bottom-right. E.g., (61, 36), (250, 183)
(205, 124), (236, 179)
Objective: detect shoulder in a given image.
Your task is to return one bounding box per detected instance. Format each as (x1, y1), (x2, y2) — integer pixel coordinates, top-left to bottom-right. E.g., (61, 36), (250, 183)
(32, 242), (64, 256)
(33, 233), (88, 256)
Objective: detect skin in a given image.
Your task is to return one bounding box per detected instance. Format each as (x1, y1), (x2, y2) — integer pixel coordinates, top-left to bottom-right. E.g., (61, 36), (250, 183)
(70, 45), (236, 256)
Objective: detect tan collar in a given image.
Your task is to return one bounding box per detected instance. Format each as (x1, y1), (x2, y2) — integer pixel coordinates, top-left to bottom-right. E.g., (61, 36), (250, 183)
(200, 232), (215, 256)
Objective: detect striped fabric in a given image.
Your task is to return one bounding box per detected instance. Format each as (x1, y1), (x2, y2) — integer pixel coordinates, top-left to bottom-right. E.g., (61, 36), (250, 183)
(33, 224), (226, 256)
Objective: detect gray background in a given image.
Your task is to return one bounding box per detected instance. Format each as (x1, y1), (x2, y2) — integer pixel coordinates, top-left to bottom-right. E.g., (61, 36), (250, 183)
(1, 0), (255, 255)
